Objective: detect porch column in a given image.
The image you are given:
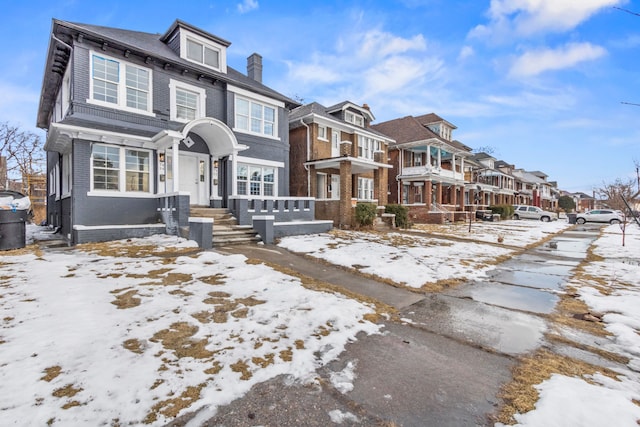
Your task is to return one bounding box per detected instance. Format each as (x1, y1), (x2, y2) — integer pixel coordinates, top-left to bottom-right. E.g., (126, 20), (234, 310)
(309, 165), (317, 198)
(451, 184), (457, 208)
(459, 187), (465, 211)
(172, 138), (180, 192)
(436, 182), (443, 206)
(339, 160), (352, 227)
(425, 181), (432, 207)
(374, 151), (388, 205)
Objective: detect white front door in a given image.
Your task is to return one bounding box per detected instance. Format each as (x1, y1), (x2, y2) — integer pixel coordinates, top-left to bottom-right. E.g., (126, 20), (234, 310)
(179, 153), (209, 205)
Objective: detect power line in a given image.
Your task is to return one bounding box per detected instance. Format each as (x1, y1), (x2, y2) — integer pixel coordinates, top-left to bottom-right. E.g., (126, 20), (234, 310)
(621, 102), (640, 107)
(614, 7), (640, 17)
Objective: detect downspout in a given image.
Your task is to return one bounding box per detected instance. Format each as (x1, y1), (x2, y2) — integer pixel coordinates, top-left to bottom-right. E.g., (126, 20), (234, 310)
(300, 118), (311, 197)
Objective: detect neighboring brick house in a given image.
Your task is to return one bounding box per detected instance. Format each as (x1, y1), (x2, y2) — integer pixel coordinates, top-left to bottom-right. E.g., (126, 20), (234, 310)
(37, 19), (330, 244)
(289, 102), (393, 228)
(371, 113), (472, 222)
(573, 191), (597, 212)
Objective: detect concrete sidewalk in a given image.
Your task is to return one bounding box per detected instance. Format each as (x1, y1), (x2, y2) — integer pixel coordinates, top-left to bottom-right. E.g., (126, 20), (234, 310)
(217, 243), (424, 310)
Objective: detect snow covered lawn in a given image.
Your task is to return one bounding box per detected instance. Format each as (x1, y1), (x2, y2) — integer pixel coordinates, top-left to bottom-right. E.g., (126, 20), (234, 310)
(0, 233), (380, 426)
(502, 223), (640, 426)
(278, 221), (570, 290)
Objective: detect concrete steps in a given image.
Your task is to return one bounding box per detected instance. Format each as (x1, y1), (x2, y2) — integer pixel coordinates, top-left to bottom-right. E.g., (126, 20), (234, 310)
(190, 207), (260, 246)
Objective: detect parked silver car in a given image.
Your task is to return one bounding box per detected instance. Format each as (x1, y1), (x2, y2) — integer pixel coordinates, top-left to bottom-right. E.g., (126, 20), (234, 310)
(576, 209), (623, 224)
(513, 205), (557, 222)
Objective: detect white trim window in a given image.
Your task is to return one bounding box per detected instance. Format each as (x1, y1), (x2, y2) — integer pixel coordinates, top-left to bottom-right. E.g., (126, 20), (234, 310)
(318, 125), (327, 140)
(89, 52), (153, 115)
(345, 111), (364, 127)
(179, 30), (227, 73)
(91, 144), (151, 193)
(357, 135), (378, 160)
(235, 96), (277, 137)
(61, 152), (72, 196)
(236, 163), (276, 197)
(357, 177), (374, 200)
(169, 79), (206, 122)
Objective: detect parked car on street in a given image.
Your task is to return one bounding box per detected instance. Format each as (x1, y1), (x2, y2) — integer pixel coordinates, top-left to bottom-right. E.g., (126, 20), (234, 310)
(513, 205), (557, 222)
(576, 209), (624, 224)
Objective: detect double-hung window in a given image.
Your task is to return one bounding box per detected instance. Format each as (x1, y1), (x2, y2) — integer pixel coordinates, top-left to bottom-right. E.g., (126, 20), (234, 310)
(357, 177), (374, 200)
(169, 79), (206, 122)
(236, 163), (277, 197)
(357, 135), (377, 160)
(90, 52), (152, 114)
(318, 125), (327, 140)
(91, 144), (151, 193)
(235, 96), (276, 137)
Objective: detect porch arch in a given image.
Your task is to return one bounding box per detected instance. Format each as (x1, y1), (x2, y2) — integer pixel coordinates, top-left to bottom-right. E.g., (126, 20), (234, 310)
(180, 117), (246, 157)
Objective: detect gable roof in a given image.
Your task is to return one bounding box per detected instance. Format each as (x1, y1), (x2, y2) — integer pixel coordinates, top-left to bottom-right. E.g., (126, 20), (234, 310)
(414, 112), (457, 129)
(290, 102), (392, 140)
(371, 116), (441, 145)
(38, 19), (299, 128)
(325, 101), (375, 122)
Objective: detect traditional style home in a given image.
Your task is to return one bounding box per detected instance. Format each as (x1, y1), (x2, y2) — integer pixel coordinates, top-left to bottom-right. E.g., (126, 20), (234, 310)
(466, 154), (518, 207)
(572, 192), (597, 212)
(512, 169), (556, 210)
(288, 102), (393, 228)
(37, 19), (330, 245)
(371, 113), (472, 223)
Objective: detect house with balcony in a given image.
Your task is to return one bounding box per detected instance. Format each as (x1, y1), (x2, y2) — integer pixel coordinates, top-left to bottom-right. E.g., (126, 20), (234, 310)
(371, 113), (471, 223)
(465, 154), (519, 208)
(289, 102), (393, 228)
(512, 169), (557, 210)
(37, 19), (331, 245)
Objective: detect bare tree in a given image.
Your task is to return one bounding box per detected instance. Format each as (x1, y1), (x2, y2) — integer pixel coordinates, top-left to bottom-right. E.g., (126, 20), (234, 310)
(595, 177), (636, 212)
(0, 121), (45, 190)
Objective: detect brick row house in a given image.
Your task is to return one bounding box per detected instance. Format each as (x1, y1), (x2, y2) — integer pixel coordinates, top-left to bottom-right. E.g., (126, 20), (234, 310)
(371, 114), (473, 222)
(372, 113), (559, 222)
(38, 19), (331, 245)
(38, 19), (565, 244)
(288, 102), (393, 228)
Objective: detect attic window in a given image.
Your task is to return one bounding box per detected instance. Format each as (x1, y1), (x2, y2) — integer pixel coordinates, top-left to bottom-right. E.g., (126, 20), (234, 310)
(179, 30), (226, 72)
(345, 111), (364, 127)
(187, 38), (219, 69)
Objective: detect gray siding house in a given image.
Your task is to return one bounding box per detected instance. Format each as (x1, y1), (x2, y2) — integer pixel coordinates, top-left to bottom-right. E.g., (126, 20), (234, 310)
(37, 19), (330, 245)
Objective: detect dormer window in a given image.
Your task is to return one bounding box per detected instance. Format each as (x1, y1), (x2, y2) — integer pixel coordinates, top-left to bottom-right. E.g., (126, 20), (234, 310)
(186, 38), (220, 68)
(345, 111), (364, 127)
(179, 30), (227, 73)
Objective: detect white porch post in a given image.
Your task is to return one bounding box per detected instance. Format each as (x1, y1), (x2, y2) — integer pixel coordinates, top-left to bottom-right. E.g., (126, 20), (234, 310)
(172, 138), (180, 192)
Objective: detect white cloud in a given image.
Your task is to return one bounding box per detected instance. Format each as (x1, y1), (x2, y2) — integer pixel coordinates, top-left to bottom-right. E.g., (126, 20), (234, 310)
(237, 0), (258, 14)
(284, 28), (439, 105)
(286, 61), (342, 84)
(470, 0), (623, 40)
(509, 42), (607, 77)
(458, 45), (475, 61)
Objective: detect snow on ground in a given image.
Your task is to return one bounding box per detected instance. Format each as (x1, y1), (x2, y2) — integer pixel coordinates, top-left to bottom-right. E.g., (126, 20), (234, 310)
(0, 233), (380, 426)
(501, 223), (640, 427)
(277, 221), (569, 288)
(4, 220), (640, 426)
(412, 219), (572, 247)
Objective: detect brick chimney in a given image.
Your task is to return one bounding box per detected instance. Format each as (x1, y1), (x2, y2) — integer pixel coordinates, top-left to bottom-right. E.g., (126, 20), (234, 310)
(247, 53), (262, 83)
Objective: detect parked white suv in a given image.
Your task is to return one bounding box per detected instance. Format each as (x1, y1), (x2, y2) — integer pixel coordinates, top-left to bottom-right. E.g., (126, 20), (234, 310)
(576, 209), (623, 224)
(513, 205), (557, 222)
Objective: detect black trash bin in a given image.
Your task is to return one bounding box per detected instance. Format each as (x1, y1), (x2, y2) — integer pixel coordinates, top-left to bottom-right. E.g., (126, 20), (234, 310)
(0, 208), (28, 251)
(567, 213), (577, 224)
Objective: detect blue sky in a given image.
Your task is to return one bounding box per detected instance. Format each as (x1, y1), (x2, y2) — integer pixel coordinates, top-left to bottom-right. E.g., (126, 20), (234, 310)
(1, 0), (639, 194)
